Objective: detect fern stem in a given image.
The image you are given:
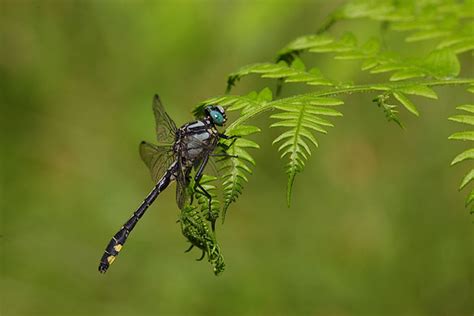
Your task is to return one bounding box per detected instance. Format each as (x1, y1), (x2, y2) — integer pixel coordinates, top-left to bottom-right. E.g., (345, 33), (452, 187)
(285, 103), (306, 206)
(315, 10), (342, 34)
(227, 78), (474, 130)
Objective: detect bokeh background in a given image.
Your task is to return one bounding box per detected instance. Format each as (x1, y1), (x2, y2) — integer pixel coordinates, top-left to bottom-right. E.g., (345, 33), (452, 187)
(2, 1), (473, 315)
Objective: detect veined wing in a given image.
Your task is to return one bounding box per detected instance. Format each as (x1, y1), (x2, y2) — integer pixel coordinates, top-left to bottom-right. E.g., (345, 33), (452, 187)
(175, 158), (191, 210)
(139, 141), (175, 183)
(175, 136), (219, 209)
(153, 94), (177, 144)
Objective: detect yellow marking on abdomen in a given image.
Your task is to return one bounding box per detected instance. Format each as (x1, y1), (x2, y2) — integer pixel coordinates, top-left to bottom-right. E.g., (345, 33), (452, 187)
(107, 255), (116, 264)
(114, 244), (123, 252)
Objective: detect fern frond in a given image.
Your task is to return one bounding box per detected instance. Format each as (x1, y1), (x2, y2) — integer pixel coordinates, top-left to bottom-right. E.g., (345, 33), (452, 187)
(227, 58), (333, 92)
(396, 85), (438, 99)
(270, 97), (343, 205)
(193, 94), (256, 117)
(194, 88), (273, 117)
(373, 94), (404, 128)
(336, 0), (474, 53)
(371, 83), (440, 125)
(372, 84), (439, 126)
(235, 32), (466, 99)
(301, 32), (462, 81)
(193, 90), (268, 220)
(195, 0), (474, 227)
(392, 91), (419, 116)
(274, 0), (473, 81)
(195, 175), (221, 224)
(449, 99), (474, 213)
(338, 0), (398, 21)
(277, 33), (334, 60)
(179, 204), (225, 275)
(373, 84), (439, 117)
(390, 2), (474, 52)
(219, 125), (260, 220)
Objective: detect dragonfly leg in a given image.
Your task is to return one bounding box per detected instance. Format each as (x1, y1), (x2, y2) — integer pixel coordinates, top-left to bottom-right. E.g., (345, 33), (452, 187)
(193, 155), (218, 230)
(218, 134), (239, 150)
(194, 155), (209, 192)
(218, 133), (239, 140)
(194, 181), (216, 231)
(217, 137), (239, 159)
(210, 153), (238, 158)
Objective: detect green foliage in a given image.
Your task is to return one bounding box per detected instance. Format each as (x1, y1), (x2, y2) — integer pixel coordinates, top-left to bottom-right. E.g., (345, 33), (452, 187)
(216, 0), (473, 209)
(373, 94), (404, 128)
(227, 58), (333, 91)
(278, 33), (462, 81)
(193, 89), (272, 117)
(270, 96), (343, 205)
(196, 175), (221, 224)
(218, 125), (260, 219)
(195, 90), (265, 219)
(449, 88), (474, 213)
(185, 0), (474, 274)
(179, 175), (225, 275)
(323, 0), (474, 53)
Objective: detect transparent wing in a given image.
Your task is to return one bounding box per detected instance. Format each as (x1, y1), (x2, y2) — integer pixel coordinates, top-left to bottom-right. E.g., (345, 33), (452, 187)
(175, 158), (191, 210)
(175, 137), (219, 209)
(153, 94), (177, 143)
(139, 141), (175, 183)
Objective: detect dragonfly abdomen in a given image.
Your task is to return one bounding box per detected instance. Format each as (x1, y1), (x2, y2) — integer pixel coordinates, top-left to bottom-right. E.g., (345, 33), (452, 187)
(98, 162), (178, 273)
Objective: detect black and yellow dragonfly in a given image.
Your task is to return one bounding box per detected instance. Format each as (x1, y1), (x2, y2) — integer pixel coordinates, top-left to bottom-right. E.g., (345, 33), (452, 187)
(98, 95), (236, 273)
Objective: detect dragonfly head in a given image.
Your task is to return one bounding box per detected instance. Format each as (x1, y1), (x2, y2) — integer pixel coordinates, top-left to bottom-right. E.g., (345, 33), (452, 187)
(205, 105), (227, 126)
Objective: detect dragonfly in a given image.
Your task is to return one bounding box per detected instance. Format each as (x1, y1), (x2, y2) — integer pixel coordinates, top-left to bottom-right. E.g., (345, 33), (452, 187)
(98, 95), (236, 273)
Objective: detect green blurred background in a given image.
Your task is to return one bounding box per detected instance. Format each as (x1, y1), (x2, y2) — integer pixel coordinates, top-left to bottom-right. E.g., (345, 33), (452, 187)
(2, 1), (473, 315)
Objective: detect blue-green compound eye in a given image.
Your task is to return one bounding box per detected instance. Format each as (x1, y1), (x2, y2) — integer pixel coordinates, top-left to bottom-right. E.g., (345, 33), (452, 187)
(210, 110), (225, 125)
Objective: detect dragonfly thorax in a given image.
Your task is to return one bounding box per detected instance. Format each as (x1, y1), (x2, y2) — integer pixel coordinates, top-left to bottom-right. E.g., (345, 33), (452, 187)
(175, 119), (220, 163)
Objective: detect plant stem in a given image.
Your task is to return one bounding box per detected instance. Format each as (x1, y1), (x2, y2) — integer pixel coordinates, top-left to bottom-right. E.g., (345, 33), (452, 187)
(227, 78), (474, 130)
